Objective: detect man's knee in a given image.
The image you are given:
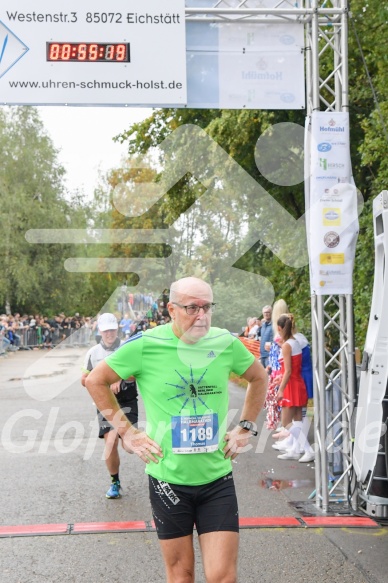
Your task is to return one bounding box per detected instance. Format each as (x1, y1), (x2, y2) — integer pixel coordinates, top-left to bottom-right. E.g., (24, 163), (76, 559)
(159, 535), (195, 583)
(165, 565), (194, 583)
(206, 569), (237, 583)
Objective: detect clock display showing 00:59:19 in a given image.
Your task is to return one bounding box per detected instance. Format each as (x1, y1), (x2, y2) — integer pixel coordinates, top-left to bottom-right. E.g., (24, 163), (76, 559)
(46, 42), (130, 62)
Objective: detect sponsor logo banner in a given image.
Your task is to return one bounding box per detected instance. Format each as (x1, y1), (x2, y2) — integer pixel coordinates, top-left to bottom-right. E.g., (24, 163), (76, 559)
(307, 112), (359, 295)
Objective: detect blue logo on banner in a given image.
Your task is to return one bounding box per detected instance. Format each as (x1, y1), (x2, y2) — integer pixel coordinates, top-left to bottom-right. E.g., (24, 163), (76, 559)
(318, 142), (332, 152)
(280, 35), (295, 45)
(325, 211), (340, 221)
(0, 21), (29, 79)
(280, 93), (295, 103)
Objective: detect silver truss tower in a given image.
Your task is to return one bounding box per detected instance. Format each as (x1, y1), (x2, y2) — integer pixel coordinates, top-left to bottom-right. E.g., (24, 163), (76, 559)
(306, 0), (355, 513)
(185, 1), (354, 513)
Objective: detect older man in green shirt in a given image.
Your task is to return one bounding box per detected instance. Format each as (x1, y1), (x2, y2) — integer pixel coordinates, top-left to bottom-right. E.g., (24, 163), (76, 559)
(86, 276), (267, 583)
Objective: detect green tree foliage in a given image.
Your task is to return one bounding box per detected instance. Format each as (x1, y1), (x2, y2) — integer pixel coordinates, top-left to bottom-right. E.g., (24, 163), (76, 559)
(112, 106), (313, 334)
(349, 0), (388, 194)
(347, 0), (388, 344)
(4, 2), (384, 334)
(0, 107), (94, 315)
(109, 3), (387, 344)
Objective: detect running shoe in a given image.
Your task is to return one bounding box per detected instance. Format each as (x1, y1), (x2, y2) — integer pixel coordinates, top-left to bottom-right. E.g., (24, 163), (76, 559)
(106, 481), (121, 499)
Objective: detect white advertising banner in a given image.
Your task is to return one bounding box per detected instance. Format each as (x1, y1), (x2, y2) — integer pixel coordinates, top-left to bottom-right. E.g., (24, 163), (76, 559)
(308, 112), (359, 295)
(0, 0), (187, 105)
(186, 21), (305, 109)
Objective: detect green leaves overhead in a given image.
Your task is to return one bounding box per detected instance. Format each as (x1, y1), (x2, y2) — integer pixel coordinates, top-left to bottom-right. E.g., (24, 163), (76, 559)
(0, 107), (91, 314)
(2, 1), (387, 340)
(108, 1), (387, 343)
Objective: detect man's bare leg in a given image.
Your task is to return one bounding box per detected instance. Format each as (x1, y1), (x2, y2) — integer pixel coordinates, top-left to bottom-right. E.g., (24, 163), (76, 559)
(200, 531), (239, 583)
(103, 430), (120, 474)
(158, 535), (195, 583)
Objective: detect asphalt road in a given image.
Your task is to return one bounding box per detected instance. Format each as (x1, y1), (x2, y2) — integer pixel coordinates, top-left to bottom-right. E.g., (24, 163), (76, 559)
(0, 347), (387, 583)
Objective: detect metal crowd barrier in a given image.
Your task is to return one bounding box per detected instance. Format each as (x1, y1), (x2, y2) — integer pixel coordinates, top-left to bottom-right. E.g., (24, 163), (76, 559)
(19, 328), (42, 348)
(65, 327), (92, 347)
(18, 326), (92, 349)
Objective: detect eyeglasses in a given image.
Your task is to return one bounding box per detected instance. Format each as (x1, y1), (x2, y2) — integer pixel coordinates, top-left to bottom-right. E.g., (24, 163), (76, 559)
(172, 302), (216, 315)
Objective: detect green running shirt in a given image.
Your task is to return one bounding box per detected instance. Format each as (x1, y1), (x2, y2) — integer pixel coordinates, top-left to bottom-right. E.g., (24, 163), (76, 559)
(105, 324), (255, 486)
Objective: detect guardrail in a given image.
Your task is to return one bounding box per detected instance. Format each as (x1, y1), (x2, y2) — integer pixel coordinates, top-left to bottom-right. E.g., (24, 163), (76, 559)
(17, 326), (93, 350)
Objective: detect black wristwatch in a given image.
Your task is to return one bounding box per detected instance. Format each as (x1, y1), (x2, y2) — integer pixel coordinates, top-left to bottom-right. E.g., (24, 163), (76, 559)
(238, 420), (258, 436)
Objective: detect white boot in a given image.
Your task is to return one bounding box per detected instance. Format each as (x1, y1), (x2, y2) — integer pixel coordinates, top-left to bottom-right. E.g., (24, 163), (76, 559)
(272, 435), (293, 451)
(299, 413), (315, 461)
(288, 421), (304, 454)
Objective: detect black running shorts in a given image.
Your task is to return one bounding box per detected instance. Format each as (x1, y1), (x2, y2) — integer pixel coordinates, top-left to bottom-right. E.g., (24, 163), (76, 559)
(149, 472), (239, 540)
(97, 400), (138, 438)
(97, 379), (139, 438)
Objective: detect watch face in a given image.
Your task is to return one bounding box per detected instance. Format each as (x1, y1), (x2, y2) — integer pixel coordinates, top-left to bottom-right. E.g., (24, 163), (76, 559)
(239, 421), (257, 435)
(240, 421), (251, 430)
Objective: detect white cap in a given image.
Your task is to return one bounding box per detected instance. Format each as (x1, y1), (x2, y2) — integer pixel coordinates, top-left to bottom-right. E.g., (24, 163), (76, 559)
(97, 313), (118, 332)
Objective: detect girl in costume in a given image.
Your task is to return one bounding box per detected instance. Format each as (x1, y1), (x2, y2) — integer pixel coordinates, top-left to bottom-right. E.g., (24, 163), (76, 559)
(275, 314), (314, 462)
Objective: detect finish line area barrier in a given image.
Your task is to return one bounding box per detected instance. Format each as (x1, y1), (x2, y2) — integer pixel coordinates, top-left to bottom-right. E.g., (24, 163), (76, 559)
(0, 515), (379, 539)
(15, 326), (93, 350)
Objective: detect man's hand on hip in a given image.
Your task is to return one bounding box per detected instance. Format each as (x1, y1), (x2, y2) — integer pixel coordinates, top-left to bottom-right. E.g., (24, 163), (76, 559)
(121, 429), (163, 464)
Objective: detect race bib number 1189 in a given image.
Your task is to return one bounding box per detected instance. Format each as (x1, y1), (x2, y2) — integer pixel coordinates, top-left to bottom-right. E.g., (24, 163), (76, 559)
(171, 413), (219, 454)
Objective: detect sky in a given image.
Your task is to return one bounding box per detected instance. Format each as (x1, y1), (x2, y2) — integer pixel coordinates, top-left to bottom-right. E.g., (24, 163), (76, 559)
(37, 106), (153, 199)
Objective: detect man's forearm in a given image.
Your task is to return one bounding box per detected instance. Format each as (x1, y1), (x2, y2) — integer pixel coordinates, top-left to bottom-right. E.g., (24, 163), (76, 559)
(93, 384), (136, 437)
(85, 366), (137, 437)
(240, 379), (267, 423)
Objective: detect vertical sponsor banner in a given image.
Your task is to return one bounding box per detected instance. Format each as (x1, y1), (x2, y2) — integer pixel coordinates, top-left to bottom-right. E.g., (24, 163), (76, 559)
(307, 112), (359, 295)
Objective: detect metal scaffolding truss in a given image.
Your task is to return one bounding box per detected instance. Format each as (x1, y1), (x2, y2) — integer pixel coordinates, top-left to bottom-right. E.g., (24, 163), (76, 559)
(306, 0), (355, 513)
(310, 293), (356, 512)
(185, 0), (344, 24)
(184, 1), (354, 512)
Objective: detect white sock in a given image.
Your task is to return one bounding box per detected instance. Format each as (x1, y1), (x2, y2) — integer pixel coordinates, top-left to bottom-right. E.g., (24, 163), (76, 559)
(278, 435), (293, 447)
(289, 421), (302, 440)
(288, 422), (304, 454)
(301, 414), (314, 453)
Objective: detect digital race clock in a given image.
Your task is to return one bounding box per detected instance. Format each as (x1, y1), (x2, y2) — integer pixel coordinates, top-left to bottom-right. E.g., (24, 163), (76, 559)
(46, 43), (130, 62)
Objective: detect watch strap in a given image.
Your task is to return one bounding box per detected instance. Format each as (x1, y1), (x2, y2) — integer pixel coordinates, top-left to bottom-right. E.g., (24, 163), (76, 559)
(238, 420), (258, 436)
